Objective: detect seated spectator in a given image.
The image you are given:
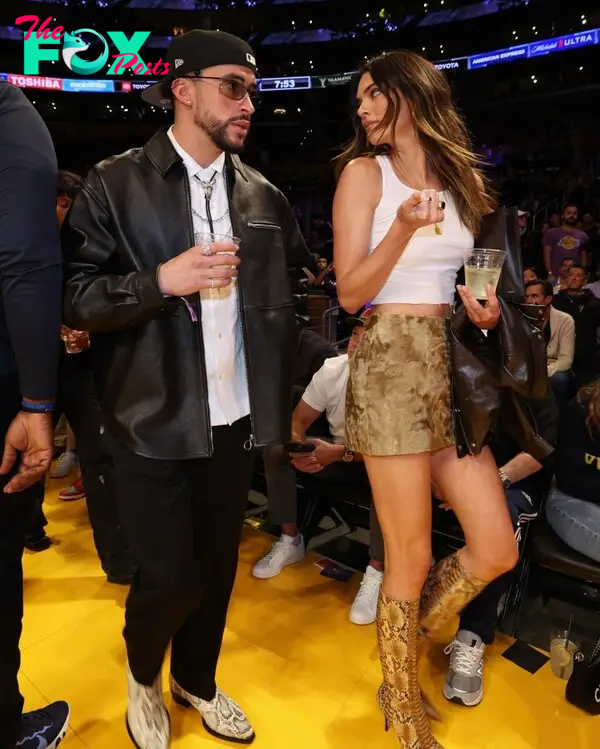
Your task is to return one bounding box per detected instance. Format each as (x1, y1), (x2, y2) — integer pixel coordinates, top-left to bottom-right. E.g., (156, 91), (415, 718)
(553, 257), (575, 294)
(546, 380), (600, 564)
(439, 392), (558, 707)
(253, 312), (385, 625)
(524, 279), (575, 403)
(553, 265), (600, 387)
(523, 266), (538, 285)
(309, 257), (335, 288)
(586, 274), (600, 299)
(543, 205), (589, 282)
(316, 256), (329, 274)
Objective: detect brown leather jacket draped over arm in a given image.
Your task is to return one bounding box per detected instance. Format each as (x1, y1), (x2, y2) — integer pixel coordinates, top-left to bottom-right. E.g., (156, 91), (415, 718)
(450, 207), (557, 462)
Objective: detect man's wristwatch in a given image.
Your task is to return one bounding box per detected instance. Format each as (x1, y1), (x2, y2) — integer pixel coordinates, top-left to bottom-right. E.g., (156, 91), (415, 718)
(342, 446), (355, 463)
(498, 469), (512, 489)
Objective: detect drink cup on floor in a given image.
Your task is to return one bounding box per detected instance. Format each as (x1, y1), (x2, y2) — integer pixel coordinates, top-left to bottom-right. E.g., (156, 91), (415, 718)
(463, 248), (507, 300)
(550, 629), (579, 679)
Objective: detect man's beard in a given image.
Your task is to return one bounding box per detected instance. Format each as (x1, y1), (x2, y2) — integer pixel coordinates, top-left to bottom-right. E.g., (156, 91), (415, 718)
(195, 110), (250, 154)
(564, 217), (577, 227)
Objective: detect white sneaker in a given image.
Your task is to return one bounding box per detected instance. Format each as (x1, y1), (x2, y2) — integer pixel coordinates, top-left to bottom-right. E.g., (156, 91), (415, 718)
(126, 664), (170, 749)
(50, 451), (78, 479)
(251, 534), (305, 579)
(349, 565), (383, 625)
(443, 629), (486, 707)
(170, 676), (255, 744)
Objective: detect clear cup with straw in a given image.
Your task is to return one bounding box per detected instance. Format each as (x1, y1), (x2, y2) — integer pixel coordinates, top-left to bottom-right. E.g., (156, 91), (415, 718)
(550, 621), (579, 680)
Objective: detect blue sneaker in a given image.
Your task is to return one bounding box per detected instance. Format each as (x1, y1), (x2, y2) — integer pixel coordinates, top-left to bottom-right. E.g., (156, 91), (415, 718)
(15, 701), (70, 749)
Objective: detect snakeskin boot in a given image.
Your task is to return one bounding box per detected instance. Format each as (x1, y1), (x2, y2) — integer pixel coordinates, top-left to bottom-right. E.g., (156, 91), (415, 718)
(376, 591), (444, 749)
(420, 552), (488, 636)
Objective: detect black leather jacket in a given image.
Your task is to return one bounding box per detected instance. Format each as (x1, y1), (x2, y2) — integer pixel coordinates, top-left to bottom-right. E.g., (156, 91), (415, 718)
(450, 207), (557, 462)
(62, 128), (312, 459)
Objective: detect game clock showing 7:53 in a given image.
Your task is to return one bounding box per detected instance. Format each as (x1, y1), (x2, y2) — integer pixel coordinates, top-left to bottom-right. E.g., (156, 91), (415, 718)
(258, 76), (312, 91)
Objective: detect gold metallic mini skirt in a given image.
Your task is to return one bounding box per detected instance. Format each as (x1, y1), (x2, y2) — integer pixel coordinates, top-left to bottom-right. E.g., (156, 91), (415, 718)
(346, 313), (455, 456)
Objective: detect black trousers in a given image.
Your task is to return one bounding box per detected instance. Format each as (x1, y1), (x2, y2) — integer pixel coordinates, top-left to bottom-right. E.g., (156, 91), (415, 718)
(53, 351), (132, 576)
(0, 372), (37, 747)
(112, 416), (255, 700)
(459, 488), (540, 644)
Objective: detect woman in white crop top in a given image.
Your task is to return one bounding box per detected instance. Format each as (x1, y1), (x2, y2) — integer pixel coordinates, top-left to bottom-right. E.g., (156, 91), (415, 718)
(332, 50), (517, 748)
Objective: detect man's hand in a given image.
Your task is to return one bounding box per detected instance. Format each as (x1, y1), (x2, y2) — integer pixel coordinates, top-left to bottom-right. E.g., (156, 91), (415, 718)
(457, 283), (501, 330)
(1, 412), (54, 493)
(291, 439), (343, 474)
(158, 241), (240, 297)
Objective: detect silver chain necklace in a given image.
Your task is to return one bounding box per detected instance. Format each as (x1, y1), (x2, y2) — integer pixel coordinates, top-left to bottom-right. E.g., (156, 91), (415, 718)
(193, 172), (230, 226)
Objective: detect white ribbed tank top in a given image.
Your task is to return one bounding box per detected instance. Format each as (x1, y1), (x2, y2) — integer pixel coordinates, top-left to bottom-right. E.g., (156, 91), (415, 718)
(369, 154), (474, 305)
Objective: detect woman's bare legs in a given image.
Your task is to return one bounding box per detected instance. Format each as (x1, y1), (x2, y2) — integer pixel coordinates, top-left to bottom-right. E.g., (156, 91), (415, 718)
(420, 446), (518, 634)
(431, 445), (517, 582)
(365, 454), (433, 599)
(365, 453), (442, 749)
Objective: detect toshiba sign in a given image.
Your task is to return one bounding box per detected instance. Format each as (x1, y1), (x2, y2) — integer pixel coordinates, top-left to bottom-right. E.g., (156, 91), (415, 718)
(8, 74), (62, 90)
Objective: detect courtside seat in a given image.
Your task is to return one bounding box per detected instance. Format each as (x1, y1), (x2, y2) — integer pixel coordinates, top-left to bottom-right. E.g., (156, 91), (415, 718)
(506, 515), (600, 635)
(529, 517), (600, 586)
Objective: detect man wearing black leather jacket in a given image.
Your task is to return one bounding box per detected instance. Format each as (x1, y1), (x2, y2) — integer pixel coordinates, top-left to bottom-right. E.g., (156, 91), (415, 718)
(62, 31), (311, 749)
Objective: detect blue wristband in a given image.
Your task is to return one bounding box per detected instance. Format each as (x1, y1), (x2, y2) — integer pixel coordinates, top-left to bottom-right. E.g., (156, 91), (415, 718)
(21, 400), (54, 414)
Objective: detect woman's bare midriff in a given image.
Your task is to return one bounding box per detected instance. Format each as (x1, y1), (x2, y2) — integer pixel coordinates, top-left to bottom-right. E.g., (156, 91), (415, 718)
(372, 302), (451, 318)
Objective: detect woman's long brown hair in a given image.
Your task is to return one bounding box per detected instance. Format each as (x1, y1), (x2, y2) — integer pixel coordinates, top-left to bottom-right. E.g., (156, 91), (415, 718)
(577, 379), (600, 434)
(335, 49), (496, 234)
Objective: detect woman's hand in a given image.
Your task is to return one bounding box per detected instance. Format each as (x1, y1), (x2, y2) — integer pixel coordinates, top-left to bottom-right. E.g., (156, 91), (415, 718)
(397, 189), (444, 232)
(457, 283), (501, 330)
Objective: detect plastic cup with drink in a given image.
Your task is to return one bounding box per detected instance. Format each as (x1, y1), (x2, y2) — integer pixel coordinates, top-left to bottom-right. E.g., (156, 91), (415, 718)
(550, 628), (579, 680)
(462, 248), (507, 300)
(194, 232), (240, 290)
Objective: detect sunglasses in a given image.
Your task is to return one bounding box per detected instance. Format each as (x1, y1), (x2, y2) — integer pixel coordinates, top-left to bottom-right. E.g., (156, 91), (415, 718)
(182, 73), (262, 107)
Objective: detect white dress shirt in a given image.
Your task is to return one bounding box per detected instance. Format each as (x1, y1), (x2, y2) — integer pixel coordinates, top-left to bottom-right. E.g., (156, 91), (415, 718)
(167, 125), (250, 427)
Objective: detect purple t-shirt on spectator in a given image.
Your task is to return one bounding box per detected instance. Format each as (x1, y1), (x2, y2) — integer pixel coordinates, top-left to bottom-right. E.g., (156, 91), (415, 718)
(544, 227), (588, 277)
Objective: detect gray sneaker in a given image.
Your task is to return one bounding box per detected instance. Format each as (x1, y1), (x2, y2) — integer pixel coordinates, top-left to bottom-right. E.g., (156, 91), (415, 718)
(443, 629), (485, 707)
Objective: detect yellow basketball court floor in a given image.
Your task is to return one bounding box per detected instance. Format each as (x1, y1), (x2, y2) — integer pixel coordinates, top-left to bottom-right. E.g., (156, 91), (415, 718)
(20, 481), (595, 749)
